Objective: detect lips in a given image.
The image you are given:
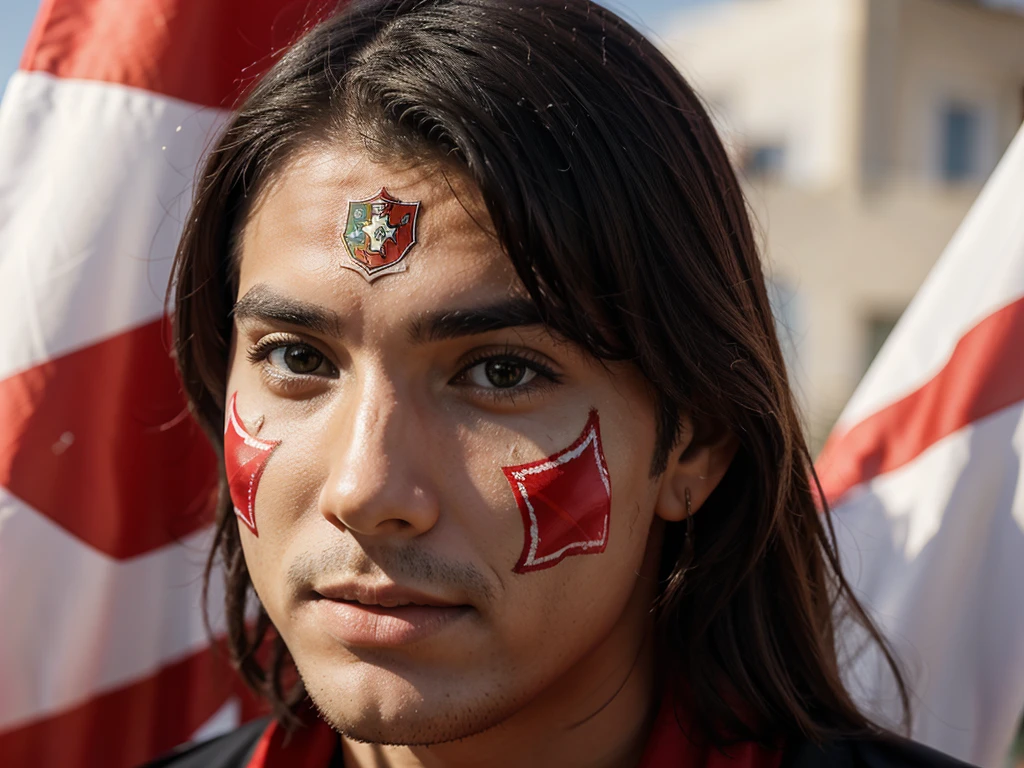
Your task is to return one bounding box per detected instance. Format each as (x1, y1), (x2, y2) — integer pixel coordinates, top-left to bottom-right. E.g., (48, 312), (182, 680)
(314, 582), (461, 609)
(308, 582), (472, 647)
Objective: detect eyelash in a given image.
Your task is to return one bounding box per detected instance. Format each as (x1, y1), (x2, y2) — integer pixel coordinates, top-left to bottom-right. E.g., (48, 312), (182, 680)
(246, 333), (338, 391)
(452, 347), (564, 404)
(245, 335), (563, 403)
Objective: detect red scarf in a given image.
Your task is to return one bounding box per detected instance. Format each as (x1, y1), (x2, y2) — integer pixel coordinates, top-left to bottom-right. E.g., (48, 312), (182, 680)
(245, 697), (783, 768)
(635, 696), (783, 768)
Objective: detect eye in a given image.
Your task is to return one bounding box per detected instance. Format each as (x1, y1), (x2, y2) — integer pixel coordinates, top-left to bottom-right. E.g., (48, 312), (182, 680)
(463, 357), (539, 389)
(266, 343), (333, 376)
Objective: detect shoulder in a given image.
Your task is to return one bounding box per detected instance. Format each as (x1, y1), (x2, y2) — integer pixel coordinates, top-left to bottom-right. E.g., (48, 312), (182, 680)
(140, 717), (270, 768)
(781, 732), (979, 768)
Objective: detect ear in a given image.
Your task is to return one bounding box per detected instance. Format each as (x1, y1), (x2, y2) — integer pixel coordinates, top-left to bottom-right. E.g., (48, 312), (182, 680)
(654, 416), (739, 523)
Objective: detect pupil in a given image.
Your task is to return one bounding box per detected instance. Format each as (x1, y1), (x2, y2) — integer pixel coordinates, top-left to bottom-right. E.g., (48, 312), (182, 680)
(284, 345), (322, 374)
(485, 359), (526, 388)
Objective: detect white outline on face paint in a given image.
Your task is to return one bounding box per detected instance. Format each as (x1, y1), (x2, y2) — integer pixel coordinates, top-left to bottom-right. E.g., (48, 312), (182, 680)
(224, 392), (280, 536)
(504, 411), (612, 572)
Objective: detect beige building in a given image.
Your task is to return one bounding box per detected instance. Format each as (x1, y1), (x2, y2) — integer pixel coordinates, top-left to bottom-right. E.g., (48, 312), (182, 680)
(659, 0), (1024, 448)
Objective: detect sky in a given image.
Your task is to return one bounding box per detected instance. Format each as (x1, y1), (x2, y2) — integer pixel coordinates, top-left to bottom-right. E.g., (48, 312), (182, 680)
(6, 0), (1024, 91)
(0, 0), (716, 92)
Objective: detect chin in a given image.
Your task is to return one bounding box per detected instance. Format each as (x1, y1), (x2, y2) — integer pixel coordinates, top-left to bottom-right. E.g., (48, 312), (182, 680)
(321, 709), (506, 747)
(297, 655), (522, 746)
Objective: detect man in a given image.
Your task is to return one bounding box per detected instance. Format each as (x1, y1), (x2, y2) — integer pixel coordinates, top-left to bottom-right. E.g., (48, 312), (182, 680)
(152, 0), (975, 765)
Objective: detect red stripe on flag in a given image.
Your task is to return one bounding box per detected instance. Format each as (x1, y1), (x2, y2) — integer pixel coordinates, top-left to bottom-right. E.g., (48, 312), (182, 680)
(0, 319), (218, 560)
(20, 0), (339, 108)
(817, 296), (1024, 504)
(0, 644), (251, 768)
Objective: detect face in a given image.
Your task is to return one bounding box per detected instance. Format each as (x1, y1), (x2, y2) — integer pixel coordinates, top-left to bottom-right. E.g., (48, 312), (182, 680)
(227, 142), (670, 745)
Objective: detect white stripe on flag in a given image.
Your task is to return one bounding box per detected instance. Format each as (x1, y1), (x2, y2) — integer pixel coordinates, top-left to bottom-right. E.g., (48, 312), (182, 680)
(0, 72), (228, 380)
(836, 400), (1024, 766)
(0, 489), (223, 731)
(830, 122), (1024, 767)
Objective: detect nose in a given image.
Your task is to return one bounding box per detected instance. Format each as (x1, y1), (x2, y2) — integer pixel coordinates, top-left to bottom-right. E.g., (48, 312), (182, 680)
(318, 372), (440, 539)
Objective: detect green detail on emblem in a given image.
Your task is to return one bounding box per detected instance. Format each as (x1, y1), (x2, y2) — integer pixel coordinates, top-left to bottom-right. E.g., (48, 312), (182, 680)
(341, 188), (421, 282)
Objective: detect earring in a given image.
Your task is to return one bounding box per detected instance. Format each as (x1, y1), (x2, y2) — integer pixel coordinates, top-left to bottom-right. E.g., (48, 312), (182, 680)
(655, 486), (697, 608)
(682, 487), (695, 564)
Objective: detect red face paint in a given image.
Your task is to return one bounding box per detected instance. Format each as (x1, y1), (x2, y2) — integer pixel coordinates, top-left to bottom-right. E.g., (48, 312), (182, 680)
(502, 410), (612, 573)
(224, 393), (280, 537)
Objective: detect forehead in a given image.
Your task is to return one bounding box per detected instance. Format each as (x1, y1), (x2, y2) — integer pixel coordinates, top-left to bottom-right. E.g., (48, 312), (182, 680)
(237, 142), (522, 320)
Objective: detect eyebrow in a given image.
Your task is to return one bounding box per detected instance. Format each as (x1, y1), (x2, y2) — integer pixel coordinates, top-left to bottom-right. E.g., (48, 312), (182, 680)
(232, 284), (343, 337)
(232, 284), (543, 343)
(409, 297), (544, 344)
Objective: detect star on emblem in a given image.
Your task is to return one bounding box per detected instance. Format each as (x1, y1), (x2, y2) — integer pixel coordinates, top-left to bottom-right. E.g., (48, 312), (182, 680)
(341, 188), (420, 281)
(361, 214), (398, 254)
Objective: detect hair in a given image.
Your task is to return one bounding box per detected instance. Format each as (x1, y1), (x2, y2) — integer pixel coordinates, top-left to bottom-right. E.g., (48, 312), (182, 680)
(172, 0), (909, 748)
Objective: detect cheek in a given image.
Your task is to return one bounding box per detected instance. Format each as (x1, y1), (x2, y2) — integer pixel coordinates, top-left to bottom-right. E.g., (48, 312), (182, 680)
(501, 410), (612, 574)
(224, 394), (330, 607)
(488, 410), (657, 648)
(247, 433), (329, 546)
(460, 409), (652, 581)
(237, 527), (268, 597)
(224, 392), (280, 537)
(235, 439), (328, 630)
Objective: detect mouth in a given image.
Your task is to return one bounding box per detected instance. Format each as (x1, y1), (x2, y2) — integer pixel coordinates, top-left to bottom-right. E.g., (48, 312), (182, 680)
(307, 582), (474, 648)
(314, 581), (463, 608)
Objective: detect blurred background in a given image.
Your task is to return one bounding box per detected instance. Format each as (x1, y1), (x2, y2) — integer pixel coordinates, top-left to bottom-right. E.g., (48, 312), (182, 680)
(654, 0), (1024, 456)
(6, 1), (1022, 471)
(2, 0), (1023, 764)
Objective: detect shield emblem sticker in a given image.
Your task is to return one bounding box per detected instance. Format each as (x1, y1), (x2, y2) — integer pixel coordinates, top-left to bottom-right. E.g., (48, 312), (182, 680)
(341, 187), (421, 281)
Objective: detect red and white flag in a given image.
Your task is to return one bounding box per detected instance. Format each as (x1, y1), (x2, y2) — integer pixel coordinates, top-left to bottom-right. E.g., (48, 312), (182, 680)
(819, 123), (1024, 767)
(0, 1), (334, 765)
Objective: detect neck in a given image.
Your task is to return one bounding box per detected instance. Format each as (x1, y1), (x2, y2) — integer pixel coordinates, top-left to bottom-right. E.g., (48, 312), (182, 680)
(340, 553), (663, 768)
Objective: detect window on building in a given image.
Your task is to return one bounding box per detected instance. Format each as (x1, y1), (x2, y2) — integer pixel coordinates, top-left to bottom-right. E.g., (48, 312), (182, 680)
(742, 143), (786, 178)
(939, 103), (979, 181)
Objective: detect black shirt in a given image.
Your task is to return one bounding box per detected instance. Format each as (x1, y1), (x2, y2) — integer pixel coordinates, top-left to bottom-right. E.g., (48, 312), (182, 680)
(144, 716), (979, 768)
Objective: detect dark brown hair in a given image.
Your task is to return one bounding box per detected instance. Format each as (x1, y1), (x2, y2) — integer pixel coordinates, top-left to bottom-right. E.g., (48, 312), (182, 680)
(172, 0), (908, 747)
